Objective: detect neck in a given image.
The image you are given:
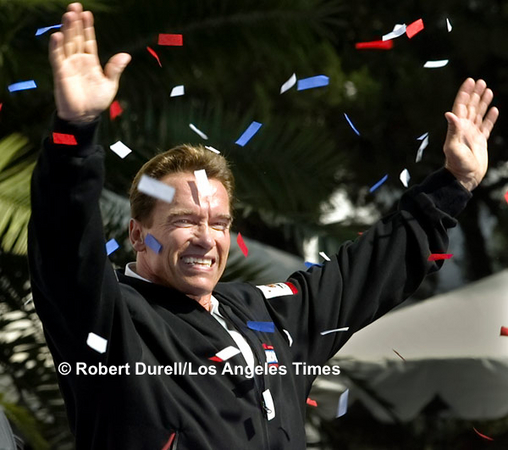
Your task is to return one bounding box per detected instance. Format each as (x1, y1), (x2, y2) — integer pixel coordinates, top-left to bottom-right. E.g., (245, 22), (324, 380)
(188, 294), (213, 312)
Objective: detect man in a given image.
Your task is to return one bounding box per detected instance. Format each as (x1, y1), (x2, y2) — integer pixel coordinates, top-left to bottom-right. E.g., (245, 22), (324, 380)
(28, 3), (499, 450)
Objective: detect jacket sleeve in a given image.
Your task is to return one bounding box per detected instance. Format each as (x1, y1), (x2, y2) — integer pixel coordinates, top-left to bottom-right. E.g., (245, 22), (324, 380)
(265, 168), (471, 367)
(28, 115), (122, 365)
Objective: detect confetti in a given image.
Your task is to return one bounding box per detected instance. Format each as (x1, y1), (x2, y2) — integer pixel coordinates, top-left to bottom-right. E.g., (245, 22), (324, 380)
(280, 73), (297, 94)
(262, 389), (276, 420)
(336, 389), (349, 418)
(24, 298), (33, 306)
(416, 134), (429, 162)
(52, 132), (77, 145)
(237, 233), (249, 257)
(417, 132), (429, 141)
(344, 113), (361, 136)
(406, 19), (424, 39)
(8, 80), (37, 92)
(110, 100), (123, 120)
(247, 321), (275, 333)
(0, 103), (2, 112)
(500, 326), (508, 336)
(194, 169), (212, 197)
(205, 145), (220, 154)
(145, 233), (162, 254)
(392, 349), (405, 361)
(473, 428), (494, 441)
(110, 141), (132, 159)
(235, 121), (262, 147)
(423, 60), (449, 69)
(382, 24), (406, 41)
(369, 174), (388, 193)
(209, 346), (241, 362)
(319, 251), (331, 261)
(306, 398), (318, 407)
(256, 282), (298, 298)
(446, 18), (453, 32)
(138, 175), (175, 204)
(147, 46), (162, 67)
(189, 123), (208, 140)
(87, 332), (108, 354)
(170, 85), (185, 97)
(399, 168), (410, 188)
(428, 253), (453, 261)
(504, 191), (508, 203)
(161, 433), (176, 450)
(35, 24), (62, 36)
(355, 40), (394, 50)
(283, 329), (293, 347)
(304, 262), (323, 268)
(320, 327), (349, 335)
(297, 75), (329, 91)
(158, 33), (183, 46)
(106, 239), (119, 256)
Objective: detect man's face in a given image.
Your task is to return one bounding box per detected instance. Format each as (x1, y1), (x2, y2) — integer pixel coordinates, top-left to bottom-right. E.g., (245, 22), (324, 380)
(134, 172), (232, 303)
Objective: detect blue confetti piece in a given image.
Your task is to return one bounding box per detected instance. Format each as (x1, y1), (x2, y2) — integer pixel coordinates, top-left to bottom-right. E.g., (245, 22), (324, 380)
(296, 75), (329, 91)
(344, 113), (361, 136)
(304, 262), (324, 268)
(336, 389), (349, 418)
(369, 174), (388, 193)
(8, 80), (37, 93)
(106, 239), (120, 256)
(35, 24), (62, 36)
(235, 121), (262, 147)
(247, 321), (275, 333)
(145, 233), (162, 253)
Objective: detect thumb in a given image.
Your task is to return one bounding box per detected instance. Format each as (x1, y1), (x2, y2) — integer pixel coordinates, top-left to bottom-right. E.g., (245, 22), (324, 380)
(444, 111), (461, 144)
(104, 52), (131, 84)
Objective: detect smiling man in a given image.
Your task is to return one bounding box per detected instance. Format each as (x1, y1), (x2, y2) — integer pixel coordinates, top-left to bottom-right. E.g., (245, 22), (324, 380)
(27, 3), (499, 450)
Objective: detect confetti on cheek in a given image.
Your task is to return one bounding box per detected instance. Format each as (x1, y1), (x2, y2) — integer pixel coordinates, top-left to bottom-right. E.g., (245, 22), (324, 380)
(235, 121), (262, 147)
(205, 145), (220, 154)
(145, 233), (163, 254)
(399, 168), (410, 188)
(280, 73), (297, 94)
(320, 327), (349, 335)
(105, 239), (119, 256)
(35, 24), (62, 36)
(446, 18), (453, 32)
(428, 253), (453, 261)
(170, 85), (185, 97)
(8, 80), (37, 92)
(236, 233), (249, 257)
(306, 398), (318, 407)
(473, 428), (494, 441)
(158, 33), (183, 46)
(319, 251), (331, 261)
(109, 100), (123, 120)
(382, 24), (406, 41)
(355, 40), (393, 50)
(147, 46), (162, 67)
(110, 141), (132, 158)
(138, 175), (175, 204)
(424, 60), (449, 69)
(194, 169), (212, 197)
(297, 75), (329, 91)
(406, 18), (424, 39)
(52, 132), (77, 145)
(344, 113), (361, 136)
(500, 326), (508, 336)
(161, 432), (176, 450)
(336, 389), (349, 418)
(369, 174), (388, 193)
(86, 332), (108, 354)
(247, 321), (275, 333)
(392, 349), (405, 361)
(189, 123), (208, 140)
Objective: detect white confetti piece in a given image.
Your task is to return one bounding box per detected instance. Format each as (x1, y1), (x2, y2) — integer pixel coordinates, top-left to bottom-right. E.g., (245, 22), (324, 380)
(283, 329), (293, 347)
(262, 389), (276, 420)
(320, 327), (350, 336)
(170, 85), (185, 97)
(110, 141), (132, 159)
(194, 169), (212, 197)
(138, 175), (175, 204)
(446, 18), (452, 32)
(319, 251), (331, 261)
(382, 24), (407, 41)
(205, 145), (220, 154)
(280, 73), (297, 94)
(417, 132), (429, 141)
(423, 60), (449, 69)
(399, 168), (410, 188)
(189, 123), (208, 140)
(216, 346), (241, 361)
(87, 332), (108, 354)
(336, 389), (349, 418)
(416, 135), (429, 162)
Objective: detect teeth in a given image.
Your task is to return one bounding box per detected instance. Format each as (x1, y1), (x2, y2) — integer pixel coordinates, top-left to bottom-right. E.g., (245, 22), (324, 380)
(182, 257), (213, 267)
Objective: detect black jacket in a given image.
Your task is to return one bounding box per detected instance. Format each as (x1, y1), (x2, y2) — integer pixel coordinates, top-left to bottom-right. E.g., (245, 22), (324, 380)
(28, 116), (471, 449)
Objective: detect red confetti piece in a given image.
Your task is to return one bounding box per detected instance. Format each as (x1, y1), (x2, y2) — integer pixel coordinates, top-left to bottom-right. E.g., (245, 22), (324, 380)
(306, 398), (318, 407)
(500, 326), (508, 336)
(237, 233), (248, 257)
(392, 349), (405, 361)
(109, 100), (123, 120)
(286, 282), (298, 295)
(504, 190), (508, 203)
(158, 33), (183, 46)
(355, 40), (394, 50)
(428, 253), (453, 261)
(52, 132), (77, 145)
(147, 46), (162, 67)
(161, 432), (176, 450)
(406, 19), (424, 39)
(473, 427), (494, 441)
(0, 103), (3, 112)
(208, 356), (223, 362)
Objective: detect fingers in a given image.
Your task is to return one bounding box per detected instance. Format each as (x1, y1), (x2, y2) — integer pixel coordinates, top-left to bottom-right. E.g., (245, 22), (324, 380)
(61, 5), (93, 58)
(83, 11), (98, 56)
(480, 107), (499, 139)
(49, 32), (65, 71)
(451, 78), (475, 118)
(104, 53), (132, 84)
(467, 79), (487, 122)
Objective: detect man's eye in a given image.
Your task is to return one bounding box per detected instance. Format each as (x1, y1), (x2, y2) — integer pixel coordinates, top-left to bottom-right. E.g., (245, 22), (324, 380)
(211, 222), (230, 231)
(174, 219), (194, 227)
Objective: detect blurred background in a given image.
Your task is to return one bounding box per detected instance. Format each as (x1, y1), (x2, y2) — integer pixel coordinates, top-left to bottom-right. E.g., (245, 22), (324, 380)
(0, 0), (507, 448)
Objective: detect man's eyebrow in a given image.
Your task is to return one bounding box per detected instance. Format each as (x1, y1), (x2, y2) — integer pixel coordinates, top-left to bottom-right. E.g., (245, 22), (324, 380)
(166, 209), (196, 217)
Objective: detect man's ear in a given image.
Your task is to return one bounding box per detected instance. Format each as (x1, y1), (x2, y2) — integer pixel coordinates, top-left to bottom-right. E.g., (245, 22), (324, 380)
(129, 218), (146, 252)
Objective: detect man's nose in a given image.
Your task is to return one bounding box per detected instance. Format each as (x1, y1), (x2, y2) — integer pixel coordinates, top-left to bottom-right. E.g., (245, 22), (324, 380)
(192, 223), (214, 249)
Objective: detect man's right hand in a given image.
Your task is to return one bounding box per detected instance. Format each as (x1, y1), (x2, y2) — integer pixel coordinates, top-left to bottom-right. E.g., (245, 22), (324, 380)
(50, 2), (131, 123)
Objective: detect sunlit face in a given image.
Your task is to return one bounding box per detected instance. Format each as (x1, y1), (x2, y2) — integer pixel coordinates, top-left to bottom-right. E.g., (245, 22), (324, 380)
(131, 172), (232, 306)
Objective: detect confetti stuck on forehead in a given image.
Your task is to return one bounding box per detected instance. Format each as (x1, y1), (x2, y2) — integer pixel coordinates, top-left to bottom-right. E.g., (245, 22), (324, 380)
(170, 85), (185, 97)
(320, 327), (349, 335)
(146, 46), (162, 67)
(145, 233), (163, 254)
(110, 141), (132, 159)
(35, 24), (62, 36)
(382, 24), (406, 41)
(87, 332), (108, 354)
(424, 60), (449, 69)
(280, 73), (297, 94)
(406, 18), (424, 39)
(189, 123), (209, 140)
(355, 40), (394, 50)
(247, 321), (275, 333)
(237, 233), (249, 257)
(52, 132), (77, 145)
(105, 239), (119, 256)
(428, 253), (453, 261)
(8, 80), (37, 92)
(344, 113), (361, 136)
(194, 169), (212, 197)
(110, 100), (123, 120)
(235, 121), (262, 147)
(297, 75), (329, 91)
(399, 168), (410, 188)
(336, 389), (349, 418)
(138, 174), (175, 204)
(369, 174), (388, 193)
(158, 33), (183, 46)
